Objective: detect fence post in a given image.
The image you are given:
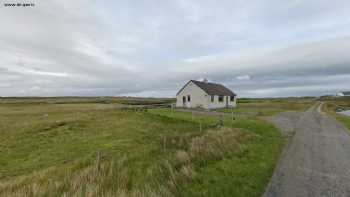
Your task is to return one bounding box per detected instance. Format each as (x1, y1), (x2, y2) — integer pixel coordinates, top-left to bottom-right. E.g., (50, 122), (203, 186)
(96, 150), (101, 172)
(232, 107), (235, 121)
(219, 114), (224, 126)
(163, 136), (166, 151)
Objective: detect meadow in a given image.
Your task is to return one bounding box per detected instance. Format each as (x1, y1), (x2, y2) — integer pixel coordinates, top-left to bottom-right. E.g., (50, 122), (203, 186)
(0, 96), (175, 105)
(216, 97), (315, 116)
(0, 97), (308, 197)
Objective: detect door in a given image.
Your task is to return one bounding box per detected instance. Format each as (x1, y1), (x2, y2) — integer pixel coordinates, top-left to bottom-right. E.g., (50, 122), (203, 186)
(182, 96), (186, 107)
(225, 96), (228, 107)
(187, 95), (191, 108)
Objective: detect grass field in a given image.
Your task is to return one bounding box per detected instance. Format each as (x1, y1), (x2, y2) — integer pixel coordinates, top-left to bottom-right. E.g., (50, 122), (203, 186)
(0, 96), (175, 105)
(322, 96), (350, 131)
(216, 97), (315, 116)
(0, 97), (289, 196)
(147, 108), (284, 196)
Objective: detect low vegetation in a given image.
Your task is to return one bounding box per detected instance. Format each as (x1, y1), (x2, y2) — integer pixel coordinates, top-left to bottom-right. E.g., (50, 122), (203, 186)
(216, 97), (315, 116)
(0, 96), (174, 105)
(322, 97), (350, 131)
(0, 98), (284, 197)
(148, 108), (284, 196)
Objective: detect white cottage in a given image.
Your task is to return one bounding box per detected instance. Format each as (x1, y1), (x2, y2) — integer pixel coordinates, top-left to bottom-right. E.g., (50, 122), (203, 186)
(176, 79), (237, 109)
(337, 91), (350, 97)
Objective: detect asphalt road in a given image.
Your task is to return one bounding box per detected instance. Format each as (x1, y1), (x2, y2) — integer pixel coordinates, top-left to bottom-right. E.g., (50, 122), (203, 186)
(264, 102), (350, 197)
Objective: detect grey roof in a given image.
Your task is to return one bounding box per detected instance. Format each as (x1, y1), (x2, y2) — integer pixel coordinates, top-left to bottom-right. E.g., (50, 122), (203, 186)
(177, 80), (236, 96)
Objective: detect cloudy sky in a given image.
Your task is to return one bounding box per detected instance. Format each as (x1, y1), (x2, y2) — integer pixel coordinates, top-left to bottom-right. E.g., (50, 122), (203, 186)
(1, 0), (350, 97)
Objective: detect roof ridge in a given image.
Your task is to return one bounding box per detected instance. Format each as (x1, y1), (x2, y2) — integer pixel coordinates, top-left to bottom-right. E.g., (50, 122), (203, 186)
(190, 80), (236, 96)
(191, 79), (221, 85)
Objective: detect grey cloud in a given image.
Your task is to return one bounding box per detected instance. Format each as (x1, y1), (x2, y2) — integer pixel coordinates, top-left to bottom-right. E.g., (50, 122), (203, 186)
(0, 0), (349, 97)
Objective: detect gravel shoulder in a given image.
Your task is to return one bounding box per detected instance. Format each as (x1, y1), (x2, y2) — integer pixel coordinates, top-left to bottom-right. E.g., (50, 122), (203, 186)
(267, 111), (301, 137)
(264, 102), (350, 197)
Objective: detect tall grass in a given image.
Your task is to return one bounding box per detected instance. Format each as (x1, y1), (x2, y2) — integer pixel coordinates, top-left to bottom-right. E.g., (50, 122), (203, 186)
(0, 127), (250, 197)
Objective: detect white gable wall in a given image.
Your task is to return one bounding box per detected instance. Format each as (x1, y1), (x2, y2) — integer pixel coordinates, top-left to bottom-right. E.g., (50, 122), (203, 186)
(176, 81), (209, 108)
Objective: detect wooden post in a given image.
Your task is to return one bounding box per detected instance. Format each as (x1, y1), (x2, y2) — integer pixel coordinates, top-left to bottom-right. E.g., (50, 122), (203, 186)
(96, 151), (101, 172)
(219, 115), (224, 126)
(163, 136), (166, 151)
(232, 107), (234, 120)
(231, 107), (234, 127)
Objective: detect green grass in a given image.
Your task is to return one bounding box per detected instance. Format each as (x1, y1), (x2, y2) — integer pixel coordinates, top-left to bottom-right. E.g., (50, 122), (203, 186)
(148, 108), (283, 197)
(323, 97), (350, 132)
(0, 96), (175, 105)
(216, 97), (315, 116)
(216, 107), (284, 116)
(0, 106), (197, 178)
(147, 108), (221, 125)
(335, 114), (350, 130)
(0, 100), (283, 197)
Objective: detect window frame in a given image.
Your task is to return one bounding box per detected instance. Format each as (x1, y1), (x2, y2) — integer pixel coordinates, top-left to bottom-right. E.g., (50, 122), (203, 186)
(211, 95), (214, 102)
(218, 95), (224, 102)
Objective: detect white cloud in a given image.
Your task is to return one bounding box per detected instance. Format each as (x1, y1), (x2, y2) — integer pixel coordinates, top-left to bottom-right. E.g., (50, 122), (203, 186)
(7, 66), (70, 77)
(0, 0), (350, 97)
(236, 75), (251, 80)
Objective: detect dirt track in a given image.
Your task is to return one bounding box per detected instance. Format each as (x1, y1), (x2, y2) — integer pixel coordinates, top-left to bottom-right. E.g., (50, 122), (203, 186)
(264, 102), (350, 197)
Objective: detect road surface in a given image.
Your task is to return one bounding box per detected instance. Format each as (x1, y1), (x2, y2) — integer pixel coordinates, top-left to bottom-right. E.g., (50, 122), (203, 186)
(264, 102), (350, 197)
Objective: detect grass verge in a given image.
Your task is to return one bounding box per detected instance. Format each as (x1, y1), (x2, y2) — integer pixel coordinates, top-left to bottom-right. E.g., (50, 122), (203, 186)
(216, 97), (315, 116)
(322, 98), (350, 131)
(0, 103), (283, 197)
(148, 108), (284, 197)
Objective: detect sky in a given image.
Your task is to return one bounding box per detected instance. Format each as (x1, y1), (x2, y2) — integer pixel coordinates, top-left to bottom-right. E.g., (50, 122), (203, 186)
(0, 0), (350, 98)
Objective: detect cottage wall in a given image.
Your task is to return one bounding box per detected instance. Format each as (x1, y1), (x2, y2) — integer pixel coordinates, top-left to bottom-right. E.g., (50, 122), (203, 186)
(176, 81), (237, 109)
(176, 81), (209, 108)
(207, 95), (236, 109)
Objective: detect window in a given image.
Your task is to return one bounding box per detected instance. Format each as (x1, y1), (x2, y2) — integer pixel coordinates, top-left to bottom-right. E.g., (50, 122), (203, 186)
(230, 96), (235, 101)
(218, 95), (224, 102)
(211, 95), (214, 102)
(187, 95), (191, 102)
